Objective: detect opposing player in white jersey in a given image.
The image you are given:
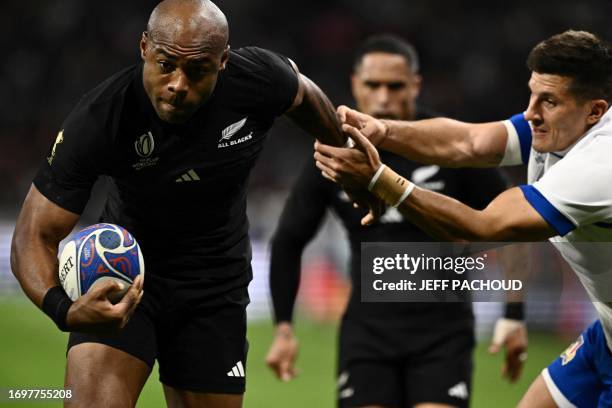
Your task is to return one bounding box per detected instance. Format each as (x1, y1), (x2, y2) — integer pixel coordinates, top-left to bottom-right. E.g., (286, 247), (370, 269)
(313, 30), (612, 407)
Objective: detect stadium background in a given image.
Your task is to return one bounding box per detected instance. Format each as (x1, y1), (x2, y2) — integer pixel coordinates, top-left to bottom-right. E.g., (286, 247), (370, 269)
(0, 0), (609, 406)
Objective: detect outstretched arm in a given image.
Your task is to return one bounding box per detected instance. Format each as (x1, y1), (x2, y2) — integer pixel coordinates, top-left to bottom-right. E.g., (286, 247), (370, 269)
(337, 105), (510, 167)
(284, 63), (384, 225)
(313, 125), (556, 242)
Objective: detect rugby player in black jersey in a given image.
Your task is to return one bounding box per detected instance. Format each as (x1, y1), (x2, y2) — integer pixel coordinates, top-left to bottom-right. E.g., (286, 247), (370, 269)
(8, 1), (378, 407)
(266, 35), (527, 408)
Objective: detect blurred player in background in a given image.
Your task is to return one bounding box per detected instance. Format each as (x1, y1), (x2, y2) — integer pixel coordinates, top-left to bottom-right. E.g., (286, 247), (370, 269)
(314, 30), (612, 408)
(8, 0), (375, 407)
(266, 34), (527, 408)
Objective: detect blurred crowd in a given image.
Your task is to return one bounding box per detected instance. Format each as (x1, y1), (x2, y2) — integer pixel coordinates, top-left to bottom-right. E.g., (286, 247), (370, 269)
(2, 0), (611, 213)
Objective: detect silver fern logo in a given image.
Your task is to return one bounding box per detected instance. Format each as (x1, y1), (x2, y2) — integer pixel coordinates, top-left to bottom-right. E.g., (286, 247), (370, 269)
(411, 165), (444, 191)
(135, 131), (154, 158)
(219, 117), (247, 142)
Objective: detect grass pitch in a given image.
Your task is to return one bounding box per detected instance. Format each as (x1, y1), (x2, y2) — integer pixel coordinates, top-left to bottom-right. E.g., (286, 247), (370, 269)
(0, 298), (569, 407)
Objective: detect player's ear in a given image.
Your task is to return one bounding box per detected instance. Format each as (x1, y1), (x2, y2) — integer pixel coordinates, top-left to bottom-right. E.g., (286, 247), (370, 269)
(586, 99), (608, 125)
(140, 32), (149, 61)
(410, 74), (423, 99)
(219, 45), (230, 70)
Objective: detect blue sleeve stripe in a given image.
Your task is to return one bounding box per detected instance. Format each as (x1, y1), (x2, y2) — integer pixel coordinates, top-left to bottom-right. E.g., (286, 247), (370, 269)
(509, 113), (532, 164)
(519, 185), (575, 236)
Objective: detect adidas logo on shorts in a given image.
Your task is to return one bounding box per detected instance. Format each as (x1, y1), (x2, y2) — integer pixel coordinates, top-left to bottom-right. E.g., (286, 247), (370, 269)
(227, 361), (245, 378)
(447, 381), (469, 400)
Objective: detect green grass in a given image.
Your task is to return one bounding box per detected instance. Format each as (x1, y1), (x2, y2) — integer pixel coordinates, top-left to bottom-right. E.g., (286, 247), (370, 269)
(0, 298), (570, 407)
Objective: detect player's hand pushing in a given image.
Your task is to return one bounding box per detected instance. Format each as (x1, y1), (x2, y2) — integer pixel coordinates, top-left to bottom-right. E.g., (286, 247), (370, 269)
(66, 275), (144, 333)
(337, 105), (389, 147)
(314, 121), (382, 191)
(314, 123), (386, 225)
(266, 323), (299, 382)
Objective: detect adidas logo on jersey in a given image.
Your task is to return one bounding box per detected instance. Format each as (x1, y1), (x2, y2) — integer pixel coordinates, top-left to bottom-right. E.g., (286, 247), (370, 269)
(175, 169), (200, 183)
(227, 361), (245, 378)
(447, 382), (469, 400)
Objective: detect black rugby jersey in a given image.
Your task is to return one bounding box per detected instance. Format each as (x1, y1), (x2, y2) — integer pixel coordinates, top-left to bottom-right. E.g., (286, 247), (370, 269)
(34, 47), (299, 291)
(270, 109), (508, 326)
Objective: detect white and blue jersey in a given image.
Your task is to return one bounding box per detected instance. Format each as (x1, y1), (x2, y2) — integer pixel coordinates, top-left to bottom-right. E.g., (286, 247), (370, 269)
(501, 108), (612, 407)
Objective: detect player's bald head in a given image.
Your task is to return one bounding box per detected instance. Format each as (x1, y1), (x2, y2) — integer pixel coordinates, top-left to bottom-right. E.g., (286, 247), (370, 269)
(146, 0), (228, 53)
(141, 0), (231, 124)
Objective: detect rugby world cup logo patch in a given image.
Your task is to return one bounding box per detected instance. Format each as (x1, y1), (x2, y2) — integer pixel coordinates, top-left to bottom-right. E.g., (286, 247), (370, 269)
(132, 131), (159, 170)
(560, 335), (584, 365)
(135, 131), (155, 158)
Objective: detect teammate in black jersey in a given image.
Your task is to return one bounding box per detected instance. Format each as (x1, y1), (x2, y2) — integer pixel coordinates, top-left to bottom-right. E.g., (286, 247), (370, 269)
(8, 1), (373, 407)
(266, 35), (527, 408)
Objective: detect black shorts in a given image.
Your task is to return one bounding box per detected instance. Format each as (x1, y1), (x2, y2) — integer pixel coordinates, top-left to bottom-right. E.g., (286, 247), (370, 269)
(337, 314), (474, 408)
(68, 273), (250, 394)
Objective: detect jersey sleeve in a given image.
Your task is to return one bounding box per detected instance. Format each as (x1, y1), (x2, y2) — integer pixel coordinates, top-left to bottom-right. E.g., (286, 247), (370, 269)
(269, 161), (333, 323)
(519, 136), (612, 235)
(33, 103), (109, 214)
(500, 113), (532, 166)
(238, 47), (299, 117)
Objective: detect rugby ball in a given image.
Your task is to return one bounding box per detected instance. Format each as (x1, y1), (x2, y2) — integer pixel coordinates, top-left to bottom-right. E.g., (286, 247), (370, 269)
(58, 223), (144, 303)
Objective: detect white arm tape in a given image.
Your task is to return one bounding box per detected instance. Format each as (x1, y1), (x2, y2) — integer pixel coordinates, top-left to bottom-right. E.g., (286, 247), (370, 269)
(392, 182), (416, 207)
(368, 164), (387, 191)
(499, 120), (523, 166)
(491, 318), (526, 345)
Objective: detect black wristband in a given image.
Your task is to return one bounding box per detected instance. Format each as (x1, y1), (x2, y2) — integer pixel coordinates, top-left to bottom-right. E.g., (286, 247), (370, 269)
(504, 302), (525, 320)
(42, 286), (73, 332)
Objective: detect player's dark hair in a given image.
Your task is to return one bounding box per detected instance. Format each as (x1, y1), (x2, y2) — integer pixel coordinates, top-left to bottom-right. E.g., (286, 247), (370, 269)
(353, 34), (419, 74)
(527, 30), (612, 102)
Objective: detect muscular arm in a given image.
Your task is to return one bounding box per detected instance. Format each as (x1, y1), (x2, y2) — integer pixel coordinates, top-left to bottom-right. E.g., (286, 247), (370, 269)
(314, 127), (555, 241)
(11, 184), (143, 332)
(396, 186), (554, 242)
(284, 64), (384, 224)
(11, 184), (79, 307)
(338, 106), (509, 167)
(284, 62), (345, 147)
(380, 118), (508, 167)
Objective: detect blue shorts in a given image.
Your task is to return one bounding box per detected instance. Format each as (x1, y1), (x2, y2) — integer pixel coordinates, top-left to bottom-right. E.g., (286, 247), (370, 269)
(543, 320), (612, 408)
